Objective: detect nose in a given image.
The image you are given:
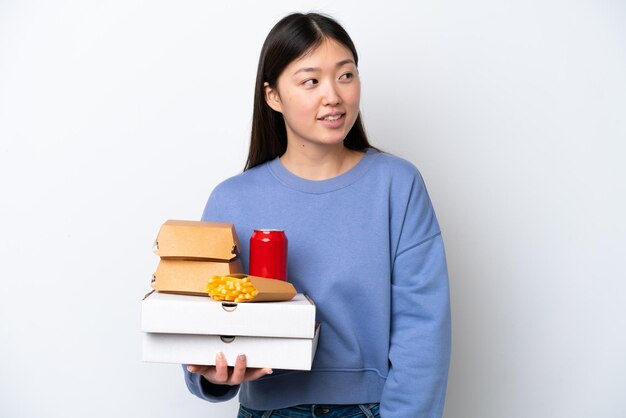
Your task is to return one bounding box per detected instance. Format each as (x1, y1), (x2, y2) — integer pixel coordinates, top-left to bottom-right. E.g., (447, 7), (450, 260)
(322, 81), (341, 106)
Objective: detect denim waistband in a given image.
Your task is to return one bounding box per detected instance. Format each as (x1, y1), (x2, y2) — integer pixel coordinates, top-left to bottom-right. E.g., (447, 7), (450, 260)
(238, 403), (380, 418)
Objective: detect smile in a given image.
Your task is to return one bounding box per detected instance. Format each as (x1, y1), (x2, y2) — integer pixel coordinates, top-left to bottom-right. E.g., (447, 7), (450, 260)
(319, 113), (344, 121)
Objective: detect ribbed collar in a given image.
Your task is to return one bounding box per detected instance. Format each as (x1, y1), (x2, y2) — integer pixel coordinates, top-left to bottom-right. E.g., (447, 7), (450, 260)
(266, 148), (379, 194)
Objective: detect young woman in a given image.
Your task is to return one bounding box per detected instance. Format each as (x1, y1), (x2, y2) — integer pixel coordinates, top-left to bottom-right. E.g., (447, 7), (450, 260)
(184, 12), (451, 418)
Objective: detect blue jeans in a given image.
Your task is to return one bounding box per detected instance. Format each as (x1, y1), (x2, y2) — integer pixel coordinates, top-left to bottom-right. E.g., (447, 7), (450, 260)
(238, 403), (380, 418)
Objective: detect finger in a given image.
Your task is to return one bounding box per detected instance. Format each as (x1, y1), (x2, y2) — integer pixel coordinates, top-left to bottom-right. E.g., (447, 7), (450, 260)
(246, 367), (273, 381)
(229, 354), (247, 384)
(187, 364), (209, 374)
(212, 352), (230, 384)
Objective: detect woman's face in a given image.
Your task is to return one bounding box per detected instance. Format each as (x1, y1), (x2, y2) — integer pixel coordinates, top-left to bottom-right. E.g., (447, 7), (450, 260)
(264, 38), (361, 150)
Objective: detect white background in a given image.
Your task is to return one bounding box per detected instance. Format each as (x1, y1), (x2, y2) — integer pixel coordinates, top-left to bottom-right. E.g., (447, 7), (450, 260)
(1, 1), (625, 417)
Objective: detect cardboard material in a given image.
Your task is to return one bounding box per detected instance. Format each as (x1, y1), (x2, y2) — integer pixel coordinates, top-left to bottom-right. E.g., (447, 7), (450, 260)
(142, 324), (320, 370)
(154, 220), (240, 261)
(152, 259), (244, 296)
(215, 274), (297, 302)
(142, 292), (316, 338)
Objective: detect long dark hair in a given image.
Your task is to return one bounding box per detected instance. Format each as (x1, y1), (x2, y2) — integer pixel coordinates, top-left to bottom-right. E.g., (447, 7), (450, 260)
(244, 12), (373, 171)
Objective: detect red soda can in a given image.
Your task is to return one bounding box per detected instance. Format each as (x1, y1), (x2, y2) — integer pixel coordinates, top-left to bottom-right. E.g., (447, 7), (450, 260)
(249, 229), (288, 281)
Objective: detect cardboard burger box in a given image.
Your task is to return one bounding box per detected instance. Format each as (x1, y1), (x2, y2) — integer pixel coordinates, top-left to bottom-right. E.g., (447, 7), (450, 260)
(152, 220), (245, 295)
(152, 259), (244, 296)
(153, 220), (241, 260)
(141, 291), (319, 370)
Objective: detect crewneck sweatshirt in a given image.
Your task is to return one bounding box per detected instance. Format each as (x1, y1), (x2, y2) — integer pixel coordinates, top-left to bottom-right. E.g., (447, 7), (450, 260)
(183, 148), (451, 417)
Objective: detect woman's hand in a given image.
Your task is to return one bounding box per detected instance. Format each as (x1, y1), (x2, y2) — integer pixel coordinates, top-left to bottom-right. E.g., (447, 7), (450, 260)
(187, 352), (273, 386)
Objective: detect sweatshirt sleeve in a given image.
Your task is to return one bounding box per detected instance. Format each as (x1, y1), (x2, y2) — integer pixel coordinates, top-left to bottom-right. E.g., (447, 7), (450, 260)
(180, 187), (241, 403)
(182, 365), (240, 402)
(380, 172), (452, 417)
(201, 187), (221, 222)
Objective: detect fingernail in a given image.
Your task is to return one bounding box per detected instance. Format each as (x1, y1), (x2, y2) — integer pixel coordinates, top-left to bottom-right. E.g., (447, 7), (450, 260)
(216, 352), (225, 360)
(187, 365), (193, 372)
(237, 354), (246, 362)
(266, 369), (273, 375)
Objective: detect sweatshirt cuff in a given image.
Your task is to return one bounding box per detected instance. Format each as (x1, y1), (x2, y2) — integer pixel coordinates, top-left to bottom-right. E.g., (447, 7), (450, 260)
(184, 367), (239, 402)
(200, 375), (239, 399)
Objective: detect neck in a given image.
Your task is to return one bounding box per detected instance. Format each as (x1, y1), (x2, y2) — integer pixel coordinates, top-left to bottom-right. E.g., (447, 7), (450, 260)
(279, 143), (363, 181)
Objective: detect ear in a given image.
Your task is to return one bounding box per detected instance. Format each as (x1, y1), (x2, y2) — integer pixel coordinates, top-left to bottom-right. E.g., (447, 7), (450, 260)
(264, 82), (283, 113)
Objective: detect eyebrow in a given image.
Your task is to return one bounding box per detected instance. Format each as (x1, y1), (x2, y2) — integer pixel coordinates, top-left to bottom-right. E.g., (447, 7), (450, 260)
(292, 59), (356, 76)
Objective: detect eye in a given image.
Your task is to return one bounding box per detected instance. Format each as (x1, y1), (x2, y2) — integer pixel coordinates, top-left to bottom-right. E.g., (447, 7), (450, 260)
(303, 79), (319, 86)
(339, 72), (354, 81)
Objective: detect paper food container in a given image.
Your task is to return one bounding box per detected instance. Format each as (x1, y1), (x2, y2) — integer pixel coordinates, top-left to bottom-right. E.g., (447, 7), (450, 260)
(153, 220), (240, 261)
(213, 274), (297, 303)
(141, 291), (319, 370)
(142, 292), (315, 338)
(152, 259), (245, 296)
(142, 324), (320, 370)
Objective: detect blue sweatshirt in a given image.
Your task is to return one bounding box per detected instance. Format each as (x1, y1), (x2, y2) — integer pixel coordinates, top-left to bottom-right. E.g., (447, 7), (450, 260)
(184, 148), (451, 417)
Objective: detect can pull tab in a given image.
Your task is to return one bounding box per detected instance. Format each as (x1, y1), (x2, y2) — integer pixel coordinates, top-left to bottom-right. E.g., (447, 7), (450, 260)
(221, 303), (238, 312)
(220, 336), (236, 343)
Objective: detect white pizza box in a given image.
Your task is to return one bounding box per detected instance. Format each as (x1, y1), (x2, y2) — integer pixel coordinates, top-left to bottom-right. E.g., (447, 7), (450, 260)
(141, 291), (316, 339)
(142, 324), (320, 370)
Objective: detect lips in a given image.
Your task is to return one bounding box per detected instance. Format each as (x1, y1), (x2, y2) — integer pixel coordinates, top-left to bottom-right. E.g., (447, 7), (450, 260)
(317, 112), (346, 129)
(318, 112), (345, 121)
